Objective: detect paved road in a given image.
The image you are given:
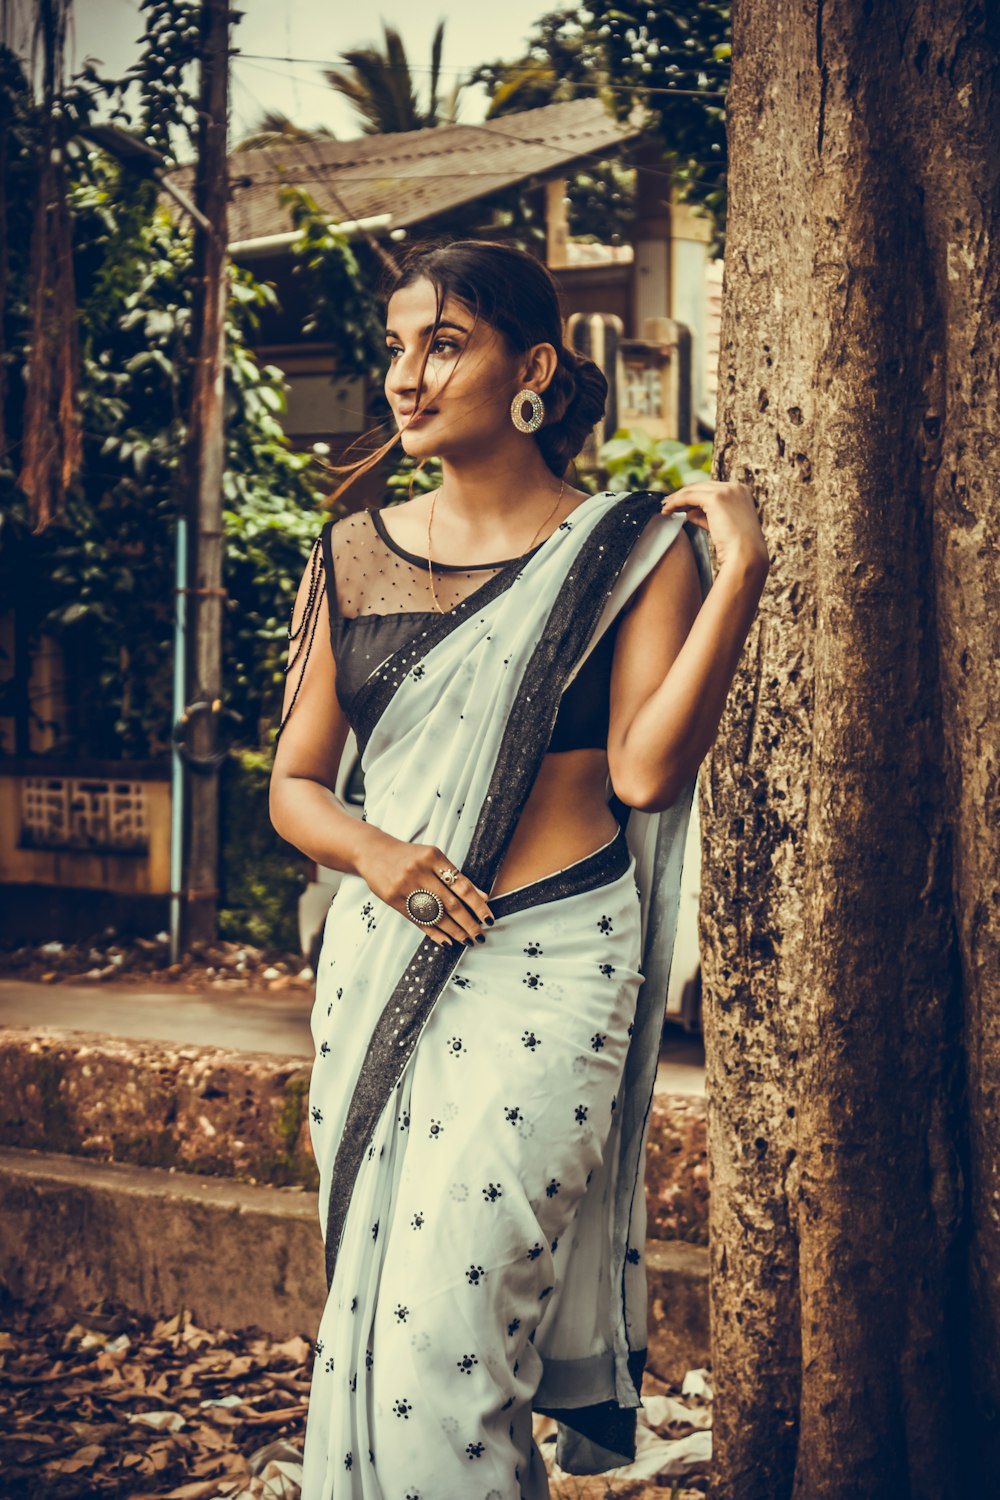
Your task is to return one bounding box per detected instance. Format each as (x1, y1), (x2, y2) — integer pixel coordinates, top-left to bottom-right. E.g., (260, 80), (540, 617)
(0, 977), (705, 1093)
(0, 978), (314, 1057)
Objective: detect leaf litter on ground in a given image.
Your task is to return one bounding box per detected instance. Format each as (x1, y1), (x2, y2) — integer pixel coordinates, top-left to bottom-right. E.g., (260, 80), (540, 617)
(0, 1290), (712, 1498)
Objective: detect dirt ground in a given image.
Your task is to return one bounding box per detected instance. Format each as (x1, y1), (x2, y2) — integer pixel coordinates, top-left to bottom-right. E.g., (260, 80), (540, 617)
(0, 1291), (712, 1499)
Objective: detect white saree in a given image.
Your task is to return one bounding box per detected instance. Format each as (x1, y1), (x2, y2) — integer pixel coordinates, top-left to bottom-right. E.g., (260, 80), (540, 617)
(294, 489), (713, 1499)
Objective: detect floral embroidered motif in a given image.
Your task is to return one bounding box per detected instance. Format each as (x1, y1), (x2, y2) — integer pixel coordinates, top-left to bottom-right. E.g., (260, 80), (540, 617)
(482, 1182), (503, 1203)
(457, 1353), (479, 1374)
(599, 961), (615, 979)
(521, 1030), (541, 1050)
(504, 1105), (523, 1125)
(523, 972), (542, 989)
(523, 940), (544, 956)
(597, 914), (613, 933)
(466, 1264), (486, 1286)
(466, 1441), (485, 1459)
(311, 1106), (323, 1123)
(411, 1211), (425, 1229)
(575, 1104), (589, 1123)
(393, 1398), (413, 1418)
(591, 1032), (607, 1051)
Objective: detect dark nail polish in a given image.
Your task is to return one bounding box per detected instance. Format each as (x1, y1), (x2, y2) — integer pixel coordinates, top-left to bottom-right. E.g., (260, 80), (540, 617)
(484, 916), (494, 926)
(476, 933), (486, 943)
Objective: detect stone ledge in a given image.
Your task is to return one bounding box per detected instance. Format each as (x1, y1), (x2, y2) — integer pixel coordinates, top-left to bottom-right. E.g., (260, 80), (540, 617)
(0, 1025), (316, 1188)
(0, 1028), (707, 1244)
(0, 1146), (709, 1381)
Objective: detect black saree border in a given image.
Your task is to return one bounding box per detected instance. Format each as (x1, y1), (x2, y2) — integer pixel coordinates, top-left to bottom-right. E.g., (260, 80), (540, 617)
(322, 491), (667, 1292)
(536, 1346), (648, 1471)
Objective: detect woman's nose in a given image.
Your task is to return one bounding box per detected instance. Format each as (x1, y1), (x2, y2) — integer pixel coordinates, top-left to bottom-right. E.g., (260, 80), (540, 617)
(386, 349), (422, 395)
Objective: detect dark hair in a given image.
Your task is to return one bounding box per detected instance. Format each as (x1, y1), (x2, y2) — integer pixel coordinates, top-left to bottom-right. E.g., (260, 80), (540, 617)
(326, 239), (608, 502)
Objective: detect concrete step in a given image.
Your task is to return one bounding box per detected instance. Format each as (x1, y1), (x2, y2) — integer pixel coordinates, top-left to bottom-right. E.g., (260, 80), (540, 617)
(0, 1024), (708, 1249)
(0, 1145), (709, 1384)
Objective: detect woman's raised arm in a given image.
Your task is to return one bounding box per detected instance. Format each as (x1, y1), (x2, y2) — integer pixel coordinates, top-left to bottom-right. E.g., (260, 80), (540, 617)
(608, 480), (769, 812)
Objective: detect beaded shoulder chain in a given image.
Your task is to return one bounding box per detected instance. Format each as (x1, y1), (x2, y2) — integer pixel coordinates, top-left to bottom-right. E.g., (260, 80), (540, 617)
(275, 532), (325, 742)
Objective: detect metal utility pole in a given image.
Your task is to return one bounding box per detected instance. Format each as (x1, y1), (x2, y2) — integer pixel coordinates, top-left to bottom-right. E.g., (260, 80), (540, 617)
(182, 0), (231, 946)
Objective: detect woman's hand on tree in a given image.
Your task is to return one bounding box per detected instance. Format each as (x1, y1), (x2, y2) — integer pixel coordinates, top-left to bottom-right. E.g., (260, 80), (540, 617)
(354, 829), (494, 948)
(660, 479), (769, 576)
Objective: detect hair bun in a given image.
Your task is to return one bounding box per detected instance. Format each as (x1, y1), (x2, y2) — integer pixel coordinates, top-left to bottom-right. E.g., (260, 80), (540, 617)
(536, 347), (608, 477)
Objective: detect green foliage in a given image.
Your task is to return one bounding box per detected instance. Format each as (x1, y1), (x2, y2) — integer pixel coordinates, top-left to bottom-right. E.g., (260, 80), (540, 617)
(599, 429), (713, 493)
(323, 20), (462, 135)
(0, 48), (327, 759)
(471, 13), (635, 244)
(584, 0), (730, 252)
(280, 187), (387, 373)
(119, 0), (202, 160)
(218, 747), (306, 953)
(384, 453), (443, 506)
(472, 4), (730, 252)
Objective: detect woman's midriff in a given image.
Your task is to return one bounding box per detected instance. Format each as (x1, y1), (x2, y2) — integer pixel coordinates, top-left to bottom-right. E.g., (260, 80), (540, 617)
(488, 749), (621, 898)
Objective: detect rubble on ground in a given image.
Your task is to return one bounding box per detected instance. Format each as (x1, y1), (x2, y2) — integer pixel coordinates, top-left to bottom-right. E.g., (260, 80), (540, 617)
(0, 932), (314, 994)
(0, 1294), (712, 1498)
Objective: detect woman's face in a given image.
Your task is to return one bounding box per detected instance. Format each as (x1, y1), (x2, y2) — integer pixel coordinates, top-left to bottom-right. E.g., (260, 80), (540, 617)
(384, 278), (529, 462)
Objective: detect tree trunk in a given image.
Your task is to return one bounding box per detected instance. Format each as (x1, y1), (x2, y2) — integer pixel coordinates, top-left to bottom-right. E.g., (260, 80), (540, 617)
(701, 3), (999, 1497)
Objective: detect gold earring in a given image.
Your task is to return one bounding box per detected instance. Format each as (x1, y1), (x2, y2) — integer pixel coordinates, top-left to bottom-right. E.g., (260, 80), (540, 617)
(510, 388), (545, 433)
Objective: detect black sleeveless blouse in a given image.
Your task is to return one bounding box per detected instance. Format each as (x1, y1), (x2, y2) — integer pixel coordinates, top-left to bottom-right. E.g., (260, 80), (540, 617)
(319, 507), (625, 754)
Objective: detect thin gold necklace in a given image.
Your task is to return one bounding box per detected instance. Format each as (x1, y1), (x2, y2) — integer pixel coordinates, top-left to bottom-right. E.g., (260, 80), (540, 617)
(426, 478), (566, 614)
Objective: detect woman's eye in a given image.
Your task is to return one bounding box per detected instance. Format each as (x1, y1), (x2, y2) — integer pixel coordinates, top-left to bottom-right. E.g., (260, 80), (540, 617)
(385, 338), (459, 361)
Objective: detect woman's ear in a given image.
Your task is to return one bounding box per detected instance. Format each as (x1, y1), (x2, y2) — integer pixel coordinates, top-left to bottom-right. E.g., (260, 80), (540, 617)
(518, 341), (559, 395)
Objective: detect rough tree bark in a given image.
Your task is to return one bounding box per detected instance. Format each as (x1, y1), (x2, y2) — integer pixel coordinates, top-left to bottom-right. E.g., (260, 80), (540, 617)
(700, 3), (999, 1497)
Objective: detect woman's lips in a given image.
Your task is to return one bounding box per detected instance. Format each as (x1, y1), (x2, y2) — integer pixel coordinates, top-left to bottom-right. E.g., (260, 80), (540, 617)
(399, 408), (436, 428)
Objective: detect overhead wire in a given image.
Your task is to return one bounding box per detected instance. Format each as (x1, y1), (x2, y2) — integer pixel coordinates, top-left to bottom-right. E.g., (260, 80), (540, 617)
(230, 58), (726, 198)
(234, 50), (729, 101)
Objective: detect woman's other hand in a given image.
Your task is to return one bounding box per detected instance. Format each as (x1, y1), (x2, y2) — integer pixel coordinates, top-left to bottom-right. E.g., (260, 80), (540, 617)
(354, 829), (495, 949)
(660, 479), (769, 576)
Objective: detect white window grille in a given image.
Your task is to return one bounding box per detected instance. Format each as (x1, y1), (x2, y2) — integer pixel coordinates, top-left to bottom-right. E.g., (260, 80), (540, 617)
(21, 776), (150, 852)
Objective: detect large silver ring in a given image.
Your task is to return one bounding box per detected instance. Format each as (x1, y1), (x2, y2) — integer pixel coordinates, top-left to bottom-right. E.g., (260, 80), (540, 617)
(437, 866), (460, 887)
(405, 888), (445, 926)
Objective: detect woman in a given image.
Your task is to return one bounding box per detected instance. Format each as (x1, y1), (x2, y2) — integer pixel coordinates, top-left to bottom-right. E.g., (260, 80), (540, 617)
(269, 240), (768, 1500)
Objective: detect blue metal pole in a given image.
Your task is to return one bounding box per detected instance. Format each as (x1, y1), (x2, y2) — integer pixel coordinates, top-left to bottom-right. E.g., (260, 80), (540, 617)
(169, 514), (188, 964)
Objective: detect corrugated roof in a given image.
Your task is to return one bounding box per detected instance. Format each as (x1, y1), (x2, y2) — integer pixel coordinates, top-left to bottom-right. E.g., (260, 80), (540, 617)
(174, 98), (636, 244)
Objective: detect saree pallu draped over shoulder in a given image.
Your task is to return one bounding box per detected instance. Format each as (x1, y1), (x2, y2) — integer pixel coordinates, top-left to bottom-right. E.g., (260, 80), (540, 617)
(300, 490), (713, 1499)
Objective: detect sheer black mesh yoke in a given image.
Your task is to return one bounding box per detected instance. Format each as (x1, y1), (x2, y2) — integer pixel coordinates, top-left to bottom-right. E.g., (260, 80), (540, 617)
(323, 507), (529, 617)
(280, 506), (622, 751)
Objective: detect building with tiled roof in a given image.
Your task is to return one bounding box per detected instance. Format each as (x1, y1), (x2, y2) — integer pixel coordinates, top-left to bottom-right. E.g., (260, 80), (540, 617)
(167, 99), (718, 454)
(217, 97), (638, 248)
